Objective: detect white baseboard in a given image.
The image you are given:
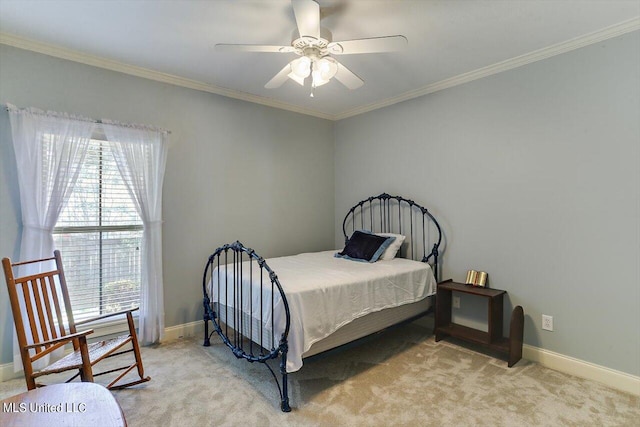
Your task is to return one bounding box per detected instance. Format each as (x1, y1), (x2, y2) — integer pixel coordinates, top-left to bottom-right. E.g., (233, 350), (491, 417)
(3, 322), (638, 397)
(0, 361), (18, 382)
(523, 344), (640, 396)
(162, 320), (205, 342)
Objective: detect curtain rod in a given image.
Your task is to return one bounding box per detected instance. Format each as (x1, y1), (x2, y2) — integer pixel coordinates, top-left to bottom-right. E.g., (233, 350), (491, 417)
(5, 104), (171, 134)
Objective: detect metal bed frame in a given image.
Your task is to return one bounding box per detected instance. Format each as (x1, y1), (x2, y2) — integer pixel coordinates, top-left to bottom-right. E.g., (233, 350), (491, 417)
(202, 193), (442, 412)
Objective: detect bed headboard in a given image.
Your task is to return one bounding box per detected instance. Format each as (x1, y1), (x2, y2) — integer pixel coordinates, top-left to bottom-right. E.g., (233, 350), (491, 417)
(342, 193), (442, 279)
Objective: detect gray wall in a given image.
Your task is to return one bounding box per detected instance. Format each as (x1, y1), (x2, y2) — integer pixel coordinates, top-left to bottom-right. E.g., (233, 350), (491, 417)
(0, 45), (335, 365)
(334, 31), (640, 376)
(1, 30), (638, 378)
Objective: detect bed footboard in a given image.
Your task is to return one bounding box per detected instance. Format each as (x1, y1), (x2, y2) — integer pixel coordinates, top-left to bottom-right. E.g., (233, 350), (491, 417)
(202, 241), (291, 412)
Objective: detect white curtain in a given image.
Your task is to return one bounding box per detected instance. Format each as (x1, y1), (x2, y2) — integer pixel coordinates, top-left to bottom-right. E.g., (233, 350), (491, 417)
(7, 104), (96, 370)
(103, 121), (168, 344)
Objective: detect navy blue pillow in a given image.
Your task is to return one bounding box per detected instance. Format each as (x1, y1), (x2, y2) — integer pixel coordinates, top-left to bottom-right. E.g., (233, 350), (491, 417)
(335, 231), (396, 263)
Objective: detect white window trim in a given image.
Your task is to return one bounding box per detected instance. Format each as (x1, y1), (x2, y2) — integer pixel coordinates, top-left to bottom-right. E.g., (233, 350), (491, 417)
(84, 314), (139, 339)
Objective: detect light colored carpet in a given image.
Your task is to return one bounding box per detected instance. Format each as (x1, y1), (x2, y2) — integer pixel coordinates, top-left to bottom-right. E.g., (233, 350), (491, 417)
(1, 320), (638, 426)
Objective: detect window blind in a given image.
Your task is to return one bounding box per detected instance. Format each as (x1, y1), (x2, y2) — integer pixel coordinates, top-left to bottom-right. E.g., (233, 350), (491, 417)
(53, 139), (142, 322)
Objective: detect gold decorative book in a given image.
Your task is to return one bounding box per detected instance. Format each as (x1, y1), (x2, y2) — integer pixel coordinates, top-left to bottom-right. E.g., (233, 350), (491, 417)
(465, 270), (477, 284)
(465, 270), (488, 287)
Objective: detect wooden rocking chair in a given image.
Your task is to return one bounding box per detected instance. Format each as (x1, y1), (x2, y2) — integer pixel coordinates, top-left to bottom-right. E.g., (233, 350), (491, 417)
(2, 250), (151, 390)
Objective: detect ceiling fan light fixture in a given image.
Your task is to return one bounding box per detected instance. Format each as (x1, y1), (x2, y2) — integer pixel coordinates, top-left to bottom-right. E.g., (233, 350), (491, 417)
(291, 56), (312, 78)
(287, 70), (306, 86)
(311, 57), (338, 87)
(311, 70), (329, 87)
(286, 57), (311, 85)
(318, 57), (338, 77)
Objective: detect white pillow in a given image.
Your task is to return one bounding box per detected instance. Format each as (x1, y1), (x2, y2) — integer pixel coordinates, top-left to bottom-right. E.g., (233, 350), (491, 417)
(376, 233), (406, 260)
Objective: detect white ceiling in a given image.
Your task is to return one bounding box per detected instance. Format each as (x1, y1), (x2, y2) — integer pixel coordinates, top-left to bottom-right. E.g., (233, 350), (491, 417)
(1, 1), (639, 120)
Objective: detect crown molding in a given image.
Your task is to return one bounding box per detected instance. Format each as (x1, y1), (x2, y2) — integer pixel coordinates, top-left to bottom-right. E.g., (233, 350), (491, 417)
(0, 32), (334, 121)
(2, 16), (639, 122)
(333, 17), (640, 120)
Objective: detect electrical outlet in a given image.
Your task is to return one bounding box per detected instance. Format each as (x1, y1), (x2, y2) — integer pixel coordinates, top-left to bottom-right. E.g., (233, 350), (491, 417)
(542, 314), (553, 331)
(452, 295), (461, 309)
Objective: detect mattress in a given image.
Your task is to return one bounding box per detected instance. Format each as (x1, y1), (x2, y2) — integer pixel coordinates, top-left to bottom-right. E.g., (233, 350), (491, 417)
(207, 250), (437, 372)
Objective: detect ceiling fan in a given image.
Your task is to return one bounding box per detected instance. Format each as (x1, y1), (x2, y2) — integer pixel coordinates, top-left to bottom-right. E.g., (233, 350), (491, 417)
(216, 0), (408, 96)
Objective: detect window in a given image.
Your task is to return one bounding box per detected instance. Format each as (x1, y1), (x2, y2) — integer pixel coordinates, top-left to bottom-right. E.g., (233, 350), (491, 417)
(53, 138), (142, 322)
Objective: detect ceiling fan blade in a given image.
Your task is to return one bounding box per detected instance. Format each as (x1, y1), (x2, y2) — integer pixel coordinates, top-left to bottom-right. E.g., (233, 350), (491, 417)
(292, 0), (320, 39)
(216, 44), (296, 53)
(265, 63), (294, 89)
(327, 35), (408, 55)
(334, 62), (364, 90)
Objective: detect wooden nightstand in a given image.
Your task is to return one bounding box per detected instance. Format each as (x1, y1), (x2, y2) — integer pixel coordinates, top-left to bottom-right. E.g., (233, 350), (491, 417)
(435, 279), (524, 367)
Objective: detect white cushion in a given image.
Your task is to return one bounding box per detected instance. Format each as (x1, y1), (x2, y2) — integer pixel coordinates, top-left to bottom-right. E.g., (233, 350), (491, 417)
(376, 233), (406, 260)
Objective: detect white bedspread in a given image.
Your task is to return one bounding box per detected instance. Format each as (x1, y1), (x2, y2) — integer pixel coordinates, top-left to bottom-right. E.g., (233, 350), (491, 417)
(209, 250), (436, 372)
